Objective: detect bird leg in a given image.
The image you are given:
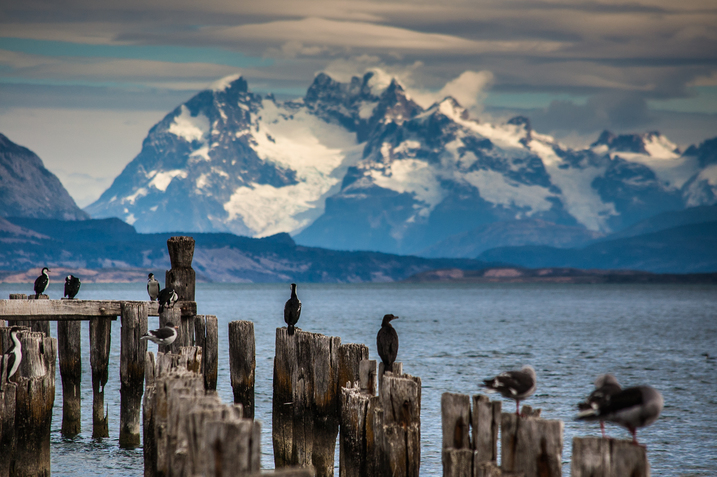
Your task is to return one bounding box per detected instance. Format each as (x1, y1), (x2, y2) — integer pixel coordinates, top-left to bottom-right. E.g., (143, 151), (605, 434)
(630, 428), (645, 447)
(600, 421), (606, 438)
(516, 400), (520, 417)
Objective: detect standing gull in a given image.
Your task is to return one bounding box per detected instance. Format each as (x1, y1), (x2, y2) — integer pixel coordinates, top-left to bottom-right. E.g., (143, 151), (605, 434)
(3, 327), (23, 380)
(482, 365), (537, 416)
(157, 288), (178, 313)
(376, 314), (399, 369)
(64, 275), (81, 299)
(576, 385), (663, 446)
(140, 322), (177, 346)
(34, 267), (50, 298)
(284, 283), (301, 336)
(577, 374), (622, 438)
(147, 273), (160, 301)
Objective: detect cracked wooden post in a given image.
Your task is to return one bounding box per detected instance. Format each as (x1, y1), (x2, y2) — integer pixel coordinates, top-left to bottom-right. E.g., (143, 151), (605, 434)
(0, 351), (17, 477)
(378, 361), (402, 387)
(90, 316), (112, 438)
(229, 320), (255, 419)
(202, 411), (261, 477)
(340, 383), (372, 477)
(501, 412), (563, 477)
(273, 328), (341, 477)
(194, 315), (218, 391)
(159, 306), (182, 354)
(12, 330), (56, 477)
(359, 359), (377, 396)
(571, 437), (649, 477)
(442, 392), (472, 477)
(143, 352), (157, 477)
(165, 236), (196, 353)
(120, 301), (148, 448)
(473, 394), (501, 465)
(338, 343), (368, 389)
(375, 371), (422, 477)
(57, 320), (82, 437)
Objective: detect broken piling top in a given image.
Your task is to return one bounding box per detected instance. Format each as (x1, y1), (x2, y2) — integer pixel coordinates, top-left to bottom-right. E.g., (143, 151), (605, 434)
(166, 236), (196, 302)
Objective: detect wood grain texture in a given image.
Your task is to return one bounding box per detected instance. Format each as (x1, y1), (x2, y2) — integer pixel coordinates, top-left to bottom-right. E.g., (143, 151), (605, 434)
(0, 299), (196, 320)
(571, 437), (650, 477)
(119, 302), (148, 449)
(57, 320), (82, 436)
(501, 413), (563, 477)
(229, 320), (255, 418)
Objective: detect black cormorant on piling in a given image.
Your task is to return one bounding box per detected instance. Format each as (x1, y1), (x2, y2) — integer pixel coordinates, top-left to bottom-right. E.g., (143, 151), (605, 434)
(576, 385), (663, 446)
(3, 326), (22, 380)
(157, 288), (178, 313)
(147, 273), (160, 301)
(376, 314), (399, 368)
(577, 373), (622, 438)
(140, 322), (177, 346)
(34, 267), (50, 298)
(64, 275), (81, 299)
(482, 365), (537, 416)
(284, 283), (301, 336)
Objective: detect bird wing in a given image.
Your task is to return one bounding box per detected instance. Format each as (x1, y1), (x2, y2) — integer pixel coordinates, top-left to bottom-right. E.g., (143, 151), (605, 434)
(484, 370), (533, 396)
(595, 386), (644, 416)
(149, 328), (176, 340)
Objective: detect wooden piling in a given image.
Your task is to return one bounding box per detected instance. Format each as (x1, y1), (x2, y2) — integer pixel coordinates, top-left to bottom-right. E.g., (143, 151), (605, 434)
(159, 306), (183, 354)
(273, 328), (341, 477)
(90, 316), (112, 438)
(12, 330), (56, 477)
(165, 236), (196, 302)
(14, 294), (51, 337)
(571, 437), (650, 477)
(57, 320), (82, 436)
(0, 360), (17, 477)
(229, 320), (255, 419)
(120, 301), (148, 448)
(501, 412), (563, 477)
(359, 359), (377, 395)
(195, 315), (218, 391)
(340, 383), (371, 477)
(338, 343), (369, 389)
(473, 395), (501, 464)
(378, 361), (402, 385)
(441, 392), (472, 477)
(143, 352), (158, 477)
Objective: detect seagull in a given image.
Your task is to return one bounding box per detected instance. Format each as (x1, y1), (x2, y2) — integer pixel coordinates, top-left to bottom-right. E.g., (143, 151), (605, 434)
(482, 365), (537, 416)
(576, 385), (663, 446)
(157, 288), (178, 313)
(140, 322), (177, 346)
(3, 326), (22, 380)
(377, 314), (399, 368)
(64, 275), (81, 299)
(34, 267), (50, 298)
(577, 374), (622, 438)
(147, 273), (160, 301)
(284, 283), (302, 336)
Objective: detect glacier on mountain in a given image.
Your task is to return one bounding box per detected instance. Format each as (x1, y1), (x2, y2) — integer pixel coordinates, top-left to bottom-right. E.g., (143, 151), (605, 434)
(85, 71), (717, 255)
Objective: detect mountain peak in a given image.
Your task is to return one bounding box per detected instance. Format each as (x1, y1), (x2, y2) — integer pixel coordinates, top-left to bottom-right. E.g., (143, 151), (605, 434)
(209, 74), (248, 93)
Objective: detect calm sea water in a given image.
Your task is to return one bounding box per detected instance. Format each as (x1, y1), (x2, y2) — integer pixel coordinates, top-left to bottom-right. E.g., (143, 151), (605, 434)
(2, 282), (716, 476)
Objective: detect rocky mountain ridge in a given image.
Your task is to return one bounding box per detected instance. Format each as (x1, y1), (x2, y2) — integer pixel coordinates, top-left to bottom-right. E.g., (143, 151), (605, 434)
(84, 71), (717, 255)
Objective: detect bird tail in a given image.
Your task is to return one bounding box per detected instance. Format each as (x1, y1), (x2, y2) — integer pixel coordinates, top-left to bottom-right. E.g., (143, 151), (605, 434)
(158, 304), (164, 313)
(35, 292), (40, 299)
(575, 408), (600, 421)
(140, 335), (150, 341)
(288, 324), (294, 336)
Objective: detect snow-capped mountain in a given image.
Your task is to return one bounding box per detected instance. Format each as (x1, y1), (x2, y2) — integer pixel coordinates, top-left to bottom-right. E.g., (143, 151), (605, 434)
(86, 71), (717, 255)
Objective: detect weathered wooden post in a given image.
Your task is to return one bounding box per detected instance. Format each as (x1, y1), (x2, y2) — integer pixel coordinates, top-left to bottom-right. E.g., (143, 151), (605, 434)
(202, 413), (261, 477)
(501, 411), (563, 477)
(15, 294), (51, 337)
(378, 361), (402, 385)
(273, 328), (341, 477)
(340, 382), (372, 477)
(143, 352), (158, 477)
(12, 329), (57, 477)
(120, 301), (148, 448)
(159, 306), (183, 354)
(90, 316), (112, 438)
(473, 395), (501, 465)
(165, 236), (196, 353)
(0, 354), (17, 477)
(194, 315), (218, 391)
(375, 371), (422, 477)
(571, 437), (650, 477)
(442, 392), (472, 477)
(338, 343), (368, 389)
(57, 319), (82, 436)
(359, 359), (377, 395)
(229, 320), (255, 419)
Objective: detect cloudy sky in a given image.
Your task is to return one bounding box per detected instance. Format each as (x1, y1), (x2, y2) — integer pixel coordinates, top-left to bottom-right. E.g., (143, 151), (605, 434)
(1, 0), (716, 206)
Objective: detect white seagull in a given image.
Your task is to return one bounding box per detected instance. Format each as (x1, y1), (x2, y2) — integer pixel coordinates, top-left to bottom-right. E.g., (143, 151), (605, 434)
(140, 322), (177, 346)
(482, 365), (537, 416)
(577, 374), (622, 438)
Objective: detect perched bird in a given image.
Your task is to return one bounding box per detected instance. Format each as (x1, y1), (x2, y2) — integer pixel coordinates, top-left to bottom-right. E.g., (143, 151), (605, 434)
(482, 365), (537, 416)
(34, 267), (50, 298)
(577, 374), (622, 438)
(576, 385), (663, 446)
(376, 314), (399, 368)
(3, 327), (22, 380)
(147, 273), (160, 301)
(284, 283), (302, 336)
(157, 288), (178, 313)
(64, 275), (81, 299)
(140, 322), (177, 346)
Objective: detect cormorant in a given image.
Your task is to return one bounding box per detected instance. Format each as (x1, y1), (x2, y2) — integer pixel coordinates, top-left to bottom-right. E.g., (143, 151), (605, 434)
(577, 374), (622, 438)
(147, 273), (160, 301)
(3, 326), (22, 380)
(482, 365), (537, 416)
(34, 267), (50, 298)
(140, 322), (177, 346)
(284, 283), (301, 336)
(576, 385), (663, 446)
(376, 314), (399, 368)
(64, 275), (81, 299)
(157, 288), (178, 313)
